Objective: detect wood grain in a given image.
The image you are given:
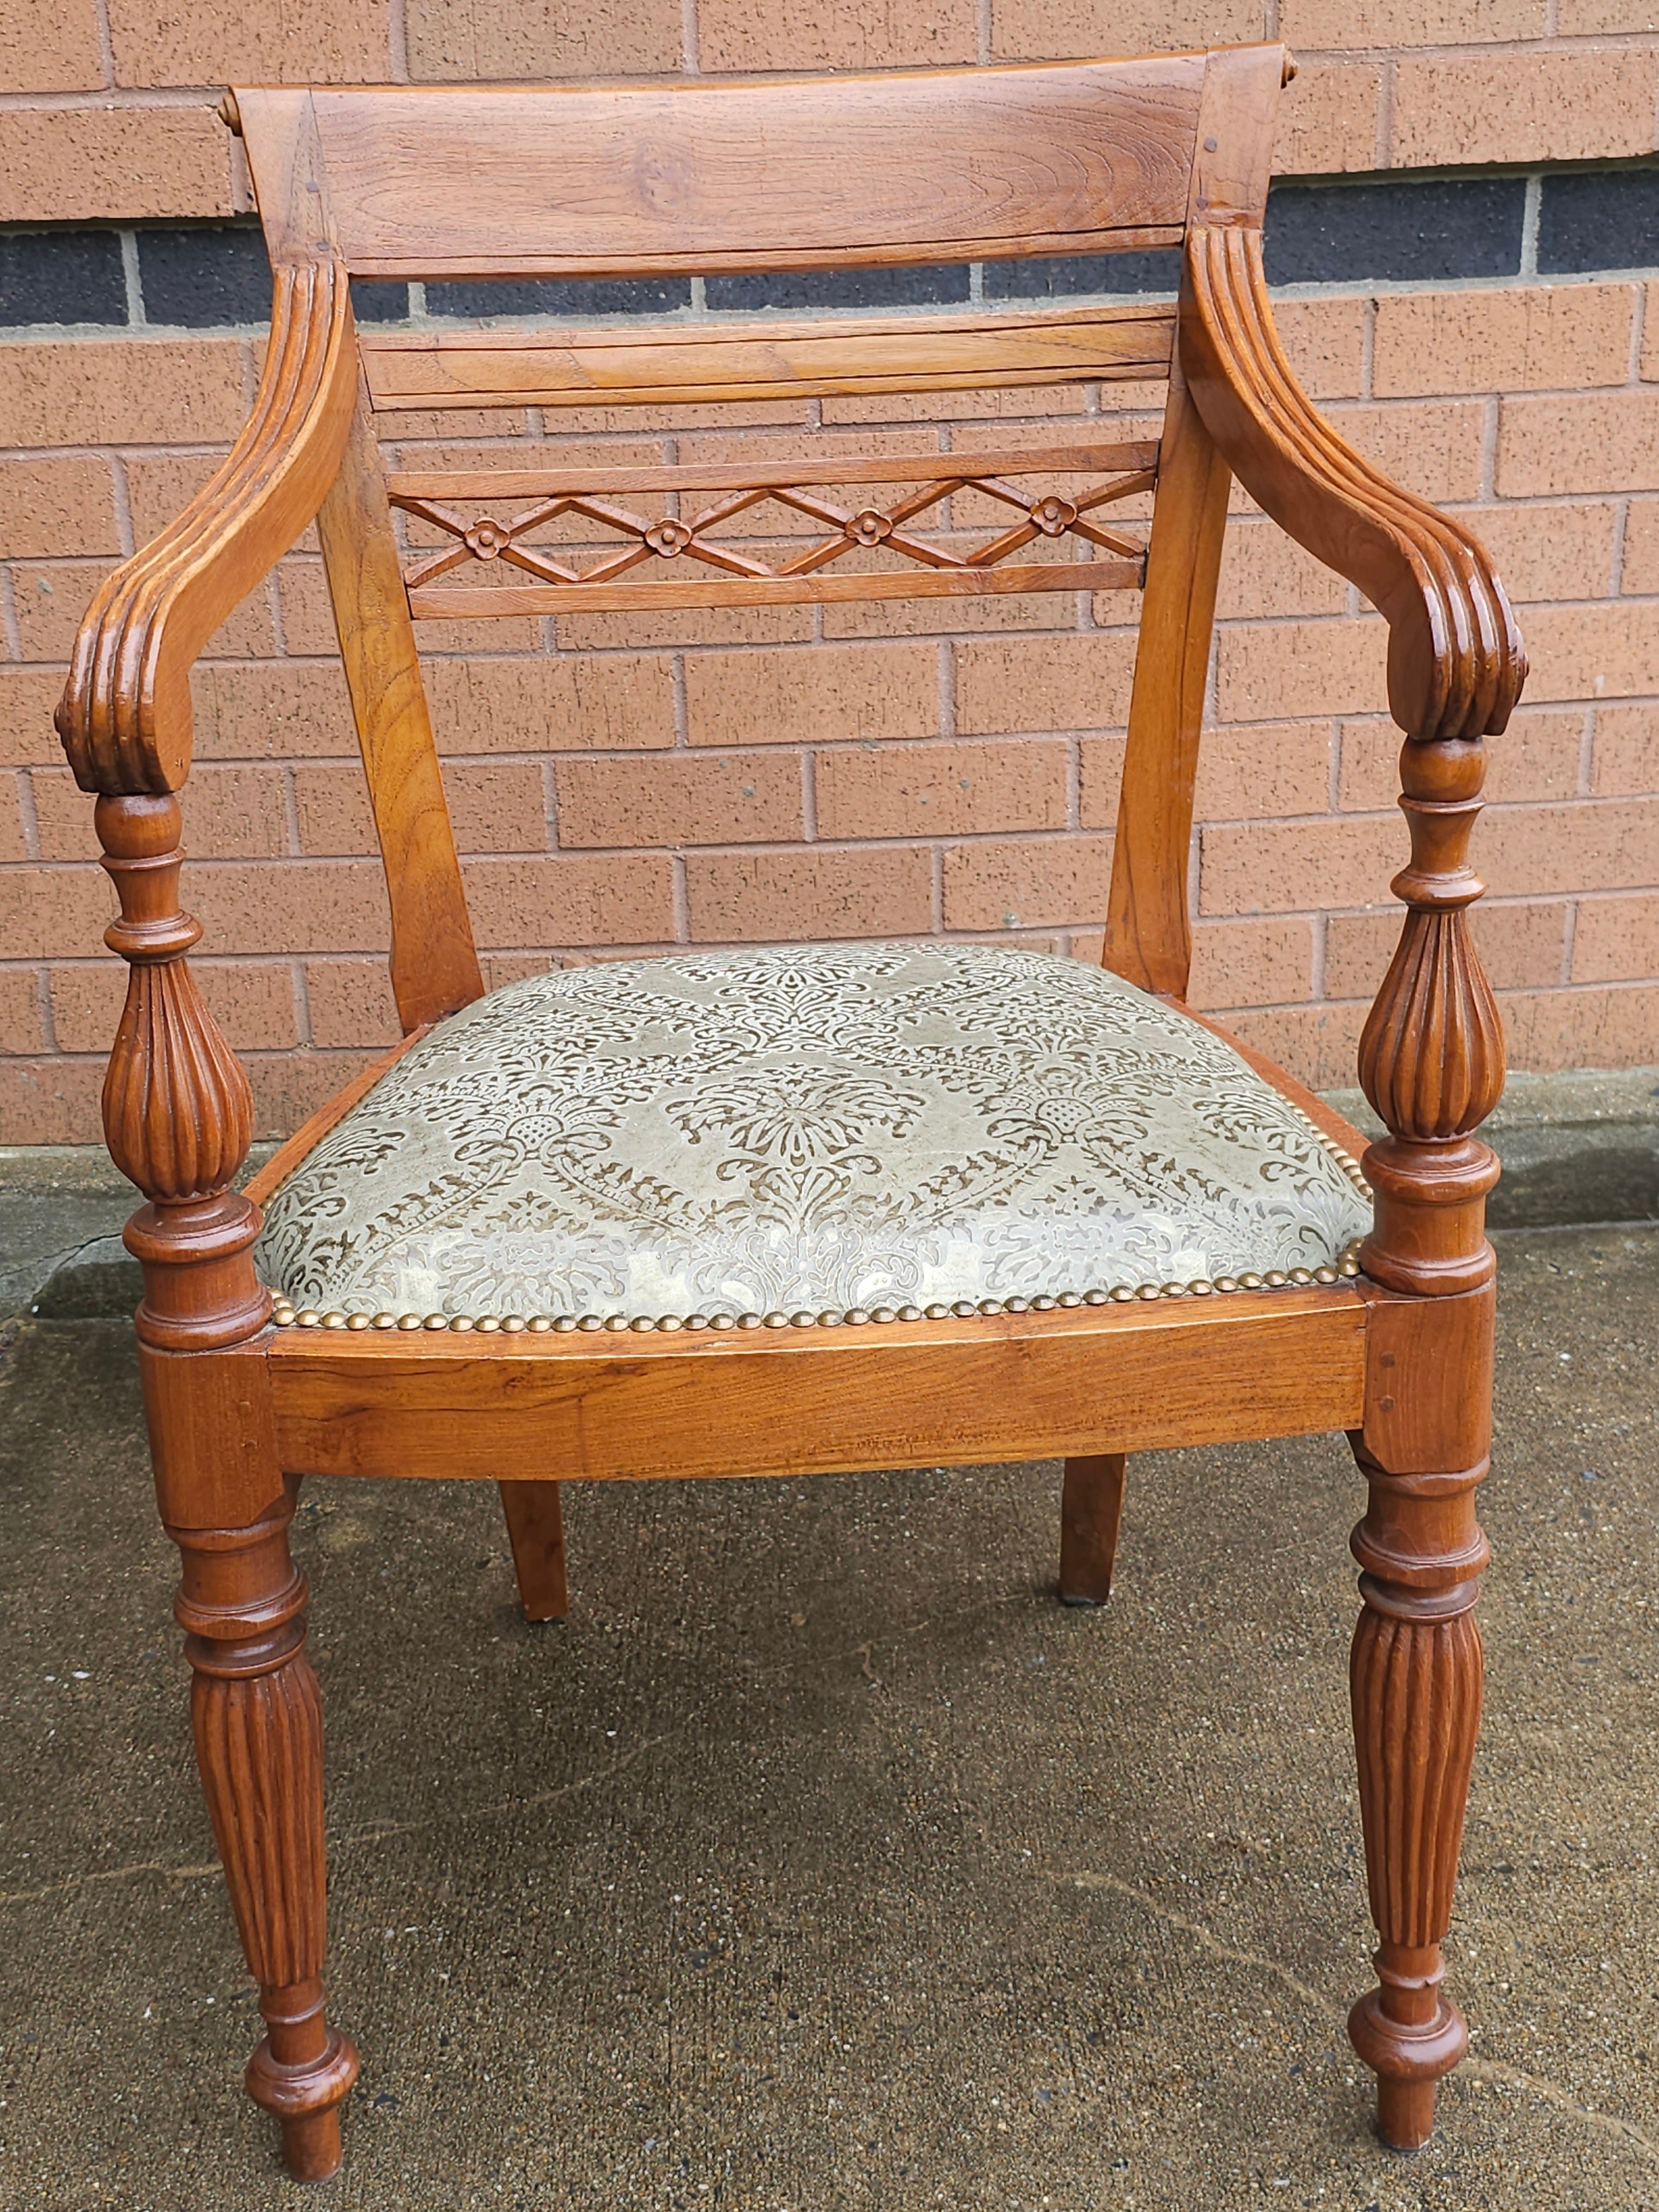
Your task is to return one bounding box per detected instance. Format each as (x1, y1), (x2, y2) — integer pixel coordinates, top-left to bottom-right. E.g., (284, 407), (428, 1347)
(164, 1474), (359, 2181)
(269, 1290), (1367, 1486)
(1102, 349), (1231, 997)
(1181, 221), (1524, 746)
(53, 44), (1524, 2172)
(236, 62), (1206, 280)
(361, 304), (1174, 413)
(57, 260), (356, 797)
(499, 1482), (569, 1623)
(1346, 1436), (1489, 2150)
(316, 382), (483, 1031)
(409, 559), (1139, 622)
(1359, 1282), (1495, 1477)
(1058, 1453), (1128, 1605)
(387, 441), (1161, 503)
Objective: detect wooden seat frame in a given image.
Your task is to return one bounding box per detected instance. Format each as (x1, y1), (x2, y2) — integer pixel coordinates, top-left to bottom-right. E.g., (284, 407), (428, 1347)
(56, 44), (1524, 2183)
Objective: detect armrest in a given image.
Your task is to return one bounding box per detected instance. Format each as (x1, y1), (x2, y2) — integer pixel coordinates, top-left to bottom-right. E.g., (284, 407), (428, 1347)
(56, 255), (357, 796)
(1180, 223), (1526, 742)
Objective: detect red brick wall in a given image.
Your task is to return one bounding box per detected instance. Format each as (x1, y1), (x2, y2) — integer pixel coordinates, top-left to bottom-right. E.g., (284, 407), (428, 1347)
(3, 5), (1659, 1141)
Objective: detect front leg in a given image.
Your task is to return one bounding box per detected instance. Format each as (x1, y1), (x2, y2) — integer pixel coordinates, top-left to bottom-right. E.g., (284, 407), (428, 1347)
(1346, 1437), (1487, 2148)
(168, 1474), (359, 2180)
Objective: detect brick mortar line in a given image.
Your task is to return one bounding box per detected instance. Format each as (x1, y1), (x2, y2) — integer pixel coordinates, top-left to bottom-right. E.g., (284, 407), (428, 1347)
(6, 563), (1655, 657)
(1375, 51), (1394, 172)
(0, 89), (235, 111)
(3, 31), (1659, 113)
(89, 0), (115, 91)
(387, 0), (410, 83)
(17, 968), (1659, 1011)
(15, 791), (1659, 869)
(1206, 973), (1659, 1011)
(17, 826), (1656, 869)
(10, 895), (1646, 971)
(0, 569), (22, 660)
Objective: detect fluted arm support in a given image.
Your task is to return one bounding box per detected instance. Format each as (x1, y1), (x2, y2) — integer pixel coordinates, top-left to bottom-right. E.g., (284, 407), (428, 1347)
(1182, 220), (1526, 1296)
(56, 256), (356, 798)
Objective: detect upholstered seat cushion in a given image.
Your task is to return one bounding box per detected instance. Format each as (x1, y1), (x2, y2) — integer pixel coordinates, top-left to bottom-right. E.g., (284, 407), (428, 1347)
(257, 942), (1370, 1328)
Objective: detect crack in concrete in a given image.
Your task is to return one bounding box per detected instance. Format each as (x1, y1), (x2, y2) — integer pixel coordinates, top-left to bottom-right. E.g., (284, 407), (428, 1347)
(1459, 2058), (1659, 2162)
(1056, 1864), (1338, 2016)
(0, 1857), (223, 1907)
(329, 1731), (669, 1852)
(1051, 1865), (1659, 2166)
(11, 1774), (1657, 2170)
(0, 1736), (669, 1909)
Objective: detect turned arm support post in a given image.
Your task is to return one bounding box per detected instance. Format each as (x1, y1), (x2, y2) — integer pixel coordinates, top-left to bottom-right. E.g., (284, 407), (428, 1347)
(53, 257), (356, 1348)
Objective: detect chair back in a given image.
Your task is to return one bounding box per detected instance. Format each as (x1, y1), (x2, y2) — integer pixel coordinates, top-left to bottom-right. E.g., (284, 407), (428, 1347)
(231, 48), (1290, 1024)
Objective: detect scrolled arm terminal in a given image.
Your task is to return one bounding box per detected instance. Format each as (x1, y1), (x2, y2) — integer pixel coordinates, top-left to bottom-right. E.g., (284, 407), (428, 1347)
(56, 256), (356, 798)
(1181, 222), (1525, 745)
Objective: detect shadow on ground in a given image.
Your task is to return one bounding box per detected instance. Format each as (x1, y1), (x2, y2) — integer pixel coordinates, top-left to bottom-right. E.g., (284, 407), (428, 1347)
(1, 1227), (1655, 2209)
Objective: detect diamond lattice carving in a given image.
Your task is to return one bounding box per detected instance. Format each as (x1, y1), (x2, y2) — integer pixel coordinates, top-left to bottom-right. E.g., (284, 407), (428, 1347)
(385, 441), (1158, 619)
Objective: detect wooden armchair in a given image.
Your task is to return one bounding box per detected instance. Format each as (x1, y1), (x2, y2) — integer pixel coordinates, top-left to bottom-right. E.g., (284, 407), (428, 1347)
(57, 46), (1524, 2182)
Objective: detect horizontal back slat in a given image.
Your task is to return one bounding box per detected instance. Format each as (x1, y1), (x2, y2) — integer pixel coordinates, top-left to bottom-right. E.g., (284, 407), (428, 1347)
(385, 440), (1161, 502)
(238, 60), (1206, 279)
(407, 560), (1141, 622)
(360, 302), (1175, 412)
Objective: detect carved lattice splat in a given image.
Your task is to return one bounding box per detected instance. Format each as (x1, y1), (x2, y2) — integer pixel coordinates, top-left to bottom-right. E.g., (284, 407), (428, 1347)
(385, 440), (1157, 620)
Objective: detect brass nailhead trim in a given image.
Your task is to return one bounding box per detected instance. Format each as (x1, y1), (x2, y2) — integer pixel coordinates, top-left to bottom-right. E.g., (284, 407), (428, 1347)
(268, 1238), (1367, 1334)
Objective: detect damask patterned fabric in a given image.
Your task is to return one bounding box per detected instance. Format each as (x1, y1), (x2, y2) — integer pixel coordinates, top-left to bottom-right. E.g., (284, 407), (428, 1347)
(256, 942), (1371, 1323)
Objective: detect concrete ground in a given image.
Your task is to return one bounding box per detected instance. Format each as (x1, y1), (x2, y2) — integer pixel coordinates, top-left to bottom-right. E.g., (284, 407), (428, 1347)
(1, 1225), (1656, 2210)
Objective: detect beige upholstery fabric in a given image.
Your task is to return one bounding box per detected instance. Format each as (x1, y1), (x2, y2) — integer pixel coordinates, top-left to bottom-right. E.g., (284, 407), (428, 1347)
(257, 942), (1370, 1325)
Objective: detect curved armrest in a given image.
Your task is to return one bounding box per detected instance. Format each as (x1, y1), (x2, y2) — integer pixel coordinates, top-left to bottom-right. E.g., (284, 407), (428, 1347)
(56, 256), (357, 795)
(1181, 223), (1526, 742)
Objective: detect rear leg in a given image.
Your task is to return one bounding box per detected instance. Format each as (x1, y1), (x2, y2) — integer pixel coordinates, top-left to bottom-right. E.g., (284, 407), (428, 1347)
(499, 1482), (569, 1622)
(1058, 1454), (1127, 1606)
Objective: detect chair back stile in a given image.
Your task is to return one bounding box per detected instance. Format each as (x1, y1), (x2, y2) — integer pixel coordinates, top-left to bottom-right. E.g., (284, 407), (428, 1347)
(233, 47), (1288, 1030)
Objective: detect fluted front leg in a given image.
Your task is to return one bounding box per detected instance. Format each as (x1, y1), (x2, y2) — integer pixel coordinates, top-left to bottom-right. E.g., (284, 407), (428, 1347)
(1347, 717), (1503, 2147)
(169, 1477), (359, 2180)
(1345, 1444), (1487, 2148)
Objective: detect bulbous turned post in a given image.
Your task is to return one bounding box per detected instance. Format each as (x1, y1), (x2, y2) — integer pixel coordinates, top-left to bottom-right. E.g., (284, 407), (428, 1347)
(95, 791), (269, 1350)
(1356, 735), (1505, 1298)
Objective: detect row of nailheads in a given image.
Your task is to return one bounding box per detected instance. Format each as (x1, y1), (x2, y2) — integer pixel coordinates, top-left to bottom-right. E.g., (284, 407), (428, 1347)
(1306, 1119), (1372, 1199)
(270, 1246), (1365, 1333)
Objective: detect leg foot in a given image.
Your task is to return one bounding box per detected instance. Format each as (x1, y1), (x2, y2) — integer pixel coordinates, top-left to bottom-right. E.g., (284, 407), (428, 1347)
(500, 1480), (568, 1622)
(1349, 1973), (1468, 2149)
(247, 1999), (360, 2180)
(1058, 1453), (1126, 1604)
(281, 2109), (345, 2185)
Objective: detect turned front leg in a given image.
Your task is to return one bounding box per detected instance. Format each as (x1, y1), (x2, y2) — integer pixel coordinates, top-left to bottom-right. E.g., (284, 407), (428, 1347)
(1346, 1446), (1487, 2147)
(170, 1478), (359, 2180)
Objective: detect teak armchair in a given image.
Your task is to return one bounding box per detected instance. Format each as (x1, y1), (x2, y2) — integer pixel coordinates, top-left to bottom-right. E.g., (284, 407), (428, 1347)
(57, 46), (1524, 2182)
